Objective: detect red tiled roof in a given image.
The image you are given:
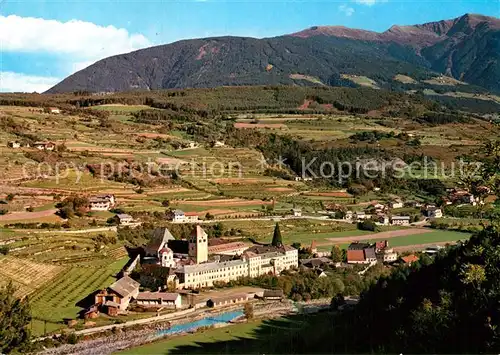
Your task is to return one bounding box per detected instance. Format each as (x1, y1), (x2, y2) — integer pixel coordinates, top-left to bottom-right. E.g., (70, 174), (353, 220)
(402, 255), (419, 264)
(208, 242), (248, 253)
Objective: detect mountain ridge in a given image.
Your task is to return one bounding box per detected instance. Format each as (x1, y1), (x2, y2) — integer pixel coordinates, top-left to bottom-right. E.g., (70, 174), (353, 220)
(47, 13), (500, 94)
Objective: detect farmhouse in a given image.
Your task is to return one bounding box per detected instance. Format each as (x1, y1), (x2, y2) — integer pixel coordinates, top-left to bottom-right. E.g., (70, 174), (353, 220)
(95, 276), (140, 311)
(135, 292), (182, 309)
(7, 141), (21, 148)
(424, 206), (443, 218)
(347, 243), (377, 264)
(456, 192), (476, 205)
(115, 213), (135, 225)
(391, 215), (410, 226)
(166, 209), (185, 223)
(376, 214), (389, 225)
(354, 211), (367, 220)
(33, 141), (56, 151)
(389, 200), (404, 209)
(375, 241), (398, 263)
(184, 212), (199, 222)
(89, 194), (115, 211)
(371, 203), (386, 212)
(401, 254), (419, 265)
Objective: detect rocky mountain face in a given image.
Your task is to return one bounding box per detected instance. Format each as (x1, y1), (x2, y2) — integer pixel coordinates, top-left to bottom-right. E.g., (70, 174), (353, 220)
(47, 14), (500, 93)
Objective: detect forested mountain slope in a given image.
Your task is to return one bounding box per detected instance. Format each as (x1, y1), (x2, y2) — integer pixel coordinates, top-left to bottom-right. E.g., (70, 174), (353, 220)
(47, 14), (500, 93)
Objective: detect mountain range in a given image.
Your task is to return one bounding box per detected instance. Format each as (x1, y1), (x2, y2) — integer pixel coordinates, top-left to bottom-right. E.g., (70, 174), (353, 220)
(47, 13), (500, 94)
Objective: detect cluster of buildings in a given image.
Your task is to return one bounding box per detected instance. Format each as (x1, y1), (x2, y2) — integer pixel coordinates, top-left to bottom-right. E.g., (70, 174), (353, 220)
(341, 198), (447, 226)
(142, 226), (298, 289)
(345, 210), (412, 226)
(443, 188), (489, 206)
(87, 225), (296, 317)
(166, 209), (199, 223)
(346, 240), (398, 264)
(7, 141), (56, 150)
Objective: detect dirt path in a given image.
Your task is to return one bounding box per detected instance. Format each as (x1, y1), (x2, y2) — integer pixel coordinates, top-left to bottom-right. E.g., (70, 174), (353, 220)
(318, 228), (431, 246)
(0, 209), (58, 222)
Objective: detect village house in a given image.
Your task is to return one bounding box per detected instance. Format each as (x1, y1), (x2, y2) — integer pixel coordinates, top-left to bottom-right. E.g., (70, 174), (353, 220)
(7, 141), (21, 148)
(389, 200), (404, 209)
(404, 201), (422, 208)
(347, 243), (377, 264)
(115, 213), (135, 225)
(184, 212), (199, 222)
(425, 245), (444, 255)
(33, 141), (56, 151)
(300, 257), (333, 270)
(48, 107), (61, 114)
(376, 214), (389, 226)
(354, 211), (367, 221)
(401, 254), (419, 265)
(372, 240), (399, 263)
(89, 194), (115, 211)
(371, 203), (386, 212)
(292, 208), (302, 217)
(424, 206), (443, 218)
(95, 276), (140, 313)
(391, 215), (411, 226)
(449, 189), (477, 206)
(135, 292), (182, 309)
(166, 209), (185, 223)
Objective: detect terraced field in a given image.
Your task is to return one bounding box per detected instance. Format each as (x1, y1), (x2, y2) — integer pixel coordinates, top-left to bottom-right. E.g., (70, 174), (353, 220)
(0, 256), (65, 298)
(30, 258), (128, 334)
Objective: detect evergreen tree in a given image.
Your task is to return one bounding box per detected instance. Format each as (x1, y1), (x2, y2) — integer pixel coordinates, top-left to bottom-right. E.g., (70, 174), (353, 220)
(0, 283), (31, 354)
(272, 223), (283, 247)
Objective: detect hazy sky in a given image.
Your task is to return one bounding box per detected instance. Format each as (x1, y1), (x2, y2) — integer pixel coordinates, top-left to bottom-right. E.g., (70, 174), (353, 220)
(1, 0), (499, 92)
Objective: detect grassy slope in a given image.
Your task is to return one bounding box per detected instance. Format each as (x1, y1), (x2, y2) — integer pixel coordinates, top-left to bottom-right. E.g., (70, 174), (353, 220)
(29, 258), (128, 336)
(118, 321), (263, 355)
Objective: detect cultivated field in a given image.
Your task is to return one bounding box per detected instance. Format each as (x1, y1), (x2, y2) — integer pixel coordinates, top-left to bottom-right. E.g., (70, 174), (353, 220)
(0, 256), (65, 298)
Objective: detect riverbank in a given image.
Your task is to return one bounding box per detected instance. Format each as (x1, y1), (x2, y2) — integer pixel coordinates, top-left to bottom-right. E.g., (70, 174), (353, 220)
(37, 300), (331, 355)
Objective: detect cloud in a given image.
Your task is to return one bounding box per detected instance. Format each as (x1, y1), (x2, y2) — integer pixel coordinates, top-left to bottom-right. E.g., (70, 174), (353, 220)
(353, 0), (387, 5)
(0, 15), (153, 92)
(0, 72), (60, 93)
(338, 4), (355, 16)
(0, 15), (151, 60)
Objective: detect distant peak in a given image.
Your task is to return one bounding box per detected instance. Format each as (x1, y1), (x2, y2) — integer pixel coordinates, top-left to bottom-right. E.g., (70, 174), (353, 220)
(290, 25), (381, 41)
(290, 13), (499, 41)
